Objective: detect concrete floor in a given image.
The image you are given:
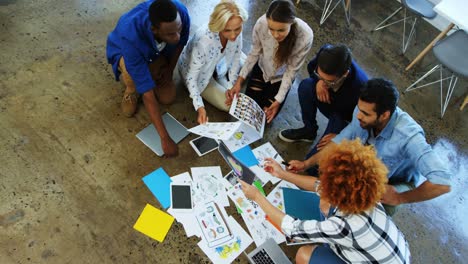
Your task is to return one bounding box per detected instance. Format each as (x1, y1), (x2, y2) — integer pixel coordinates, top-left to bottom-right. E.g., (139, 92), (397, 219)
(0, 0), (467, 263)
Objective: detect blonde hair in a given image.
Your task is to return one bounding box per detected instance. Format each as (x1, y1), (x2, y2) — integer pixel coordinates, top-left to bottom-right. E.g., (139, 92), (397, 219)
(208, 0), (248, 32)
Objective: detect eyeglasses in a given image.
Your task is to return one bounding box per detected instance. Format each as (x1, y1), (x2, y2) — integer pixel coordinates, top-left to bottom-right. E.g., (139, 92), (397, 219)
(313, 69), (347, 89)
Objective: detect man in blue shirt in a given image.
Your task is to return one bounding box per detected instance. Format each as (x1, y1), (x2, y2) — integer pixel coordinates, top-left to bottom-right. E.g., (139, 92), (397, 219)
(285, 78), (451, 215)
(279, 44), (368, 158)
(107, 0), (190, 157)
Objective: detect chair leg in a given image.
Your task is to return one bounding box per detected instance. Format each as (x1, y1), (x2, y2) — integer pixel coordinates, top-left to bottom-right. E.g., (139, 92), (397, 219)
(320, 0), (343, 25)
(342, 0), (351, 26)
(372, 6), (403, 31)
(441, 71), (458, 117)
(405, 64), (442, 92)
(402, 9), (418, 54)
(405, 64), (458, 118)
(460, 95), (468, 111)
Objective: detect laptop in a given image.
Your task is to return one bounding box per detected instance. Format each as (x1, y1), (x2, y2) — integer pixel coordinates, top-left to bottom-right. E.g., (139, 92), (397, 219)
(218, 141), (256, 184)
(136, 112), (189, 156)
(247, 238), (292, 264)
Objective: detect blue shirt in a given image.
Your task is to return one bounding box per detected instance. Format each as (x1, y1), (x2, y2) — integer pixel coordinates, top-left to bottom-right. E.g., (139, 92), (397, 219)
(333, 107), (451, 186)
(307, 45), (368, 122)
(106, 0), (190, 94)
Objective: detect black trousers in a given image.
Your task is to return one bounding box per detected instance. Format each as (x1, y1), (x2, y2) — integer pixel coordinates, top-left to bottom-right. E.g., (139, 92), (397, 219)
(245, 63), (289, 116)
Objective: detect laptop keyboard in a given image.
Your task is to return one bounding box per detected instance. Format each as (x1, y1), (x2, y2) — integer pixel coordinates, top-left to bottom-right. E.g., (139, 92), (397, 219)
(251, 249), (275, 264)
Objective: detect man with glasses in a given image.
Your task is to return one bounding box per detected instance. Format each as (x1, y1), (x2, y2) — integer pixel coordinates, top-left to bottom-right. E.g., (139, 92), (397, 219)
(279, 44), (367, 172)
(284, 78), (451, 215)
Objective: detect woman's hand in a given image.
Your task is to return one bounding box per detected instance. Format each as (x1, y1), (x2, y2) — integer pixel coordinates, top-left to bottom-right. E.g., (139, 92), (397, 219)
(225, 83), (241, 106)
(239, 180), (261, 201)
(263, 158), (285, 179)
(197, 107), (208, 124)
(264, 101), (280, 123)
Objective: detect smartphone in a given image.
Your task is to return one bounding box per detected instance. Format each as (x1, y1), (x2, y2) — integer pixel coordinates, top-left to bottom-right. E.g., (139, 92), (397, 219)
(169, 183), (193, 213)
(189, 136), (219, 157)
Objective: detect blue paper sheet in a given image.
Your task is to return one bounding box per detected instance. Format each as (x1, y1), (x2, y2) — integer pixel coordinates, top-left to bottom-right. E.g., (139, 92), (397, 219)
(142, 167), (172, 209)
(232, 145), (259, 167)
(283, 188), (321, 221)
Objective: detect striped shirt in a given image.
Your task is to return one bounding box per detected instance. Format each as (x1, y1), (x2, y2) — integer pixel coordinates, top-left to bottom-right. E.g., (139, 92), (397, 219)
(281, 203), (411, 263)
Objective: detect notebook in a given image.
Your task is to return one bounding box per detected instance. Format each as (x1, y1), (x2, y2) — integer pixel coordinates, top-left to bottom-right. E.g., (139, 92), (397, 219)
(246, 238), (291, 264)
(218, 141), (256, 184)
(136, 112), (189, 156)
(282, 188), (321, 245)
(283, 188), (321, 221)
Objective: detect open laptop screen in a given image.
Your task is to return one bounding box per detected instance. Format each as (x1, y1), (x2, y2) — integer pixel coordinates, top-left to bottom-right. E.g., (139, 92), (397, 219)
(218, 141), (255, 184)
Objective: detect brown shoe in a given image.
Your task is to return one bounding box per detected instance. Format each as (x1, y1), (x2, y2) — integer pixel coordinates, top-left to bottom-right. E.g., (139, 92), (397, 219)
(121, 92), (138, 117)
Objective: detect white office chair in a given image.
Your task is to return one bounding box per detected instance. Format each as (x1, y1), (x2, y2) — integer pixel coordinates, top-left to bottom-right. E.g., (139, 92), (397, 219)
(405, 30), (468, 118)
(372, 0), (436, 53)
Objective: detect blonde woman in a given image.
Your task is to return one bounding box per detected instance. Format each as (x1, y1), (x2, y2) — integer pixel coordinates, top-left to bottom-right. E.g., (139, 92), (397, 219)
(178, 0), (247, 124)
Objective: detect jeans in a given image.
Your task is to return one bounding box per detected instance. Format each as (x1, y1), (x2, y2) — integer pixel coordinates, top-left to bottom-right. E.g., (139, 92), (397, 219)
(299, 78), (349, 176)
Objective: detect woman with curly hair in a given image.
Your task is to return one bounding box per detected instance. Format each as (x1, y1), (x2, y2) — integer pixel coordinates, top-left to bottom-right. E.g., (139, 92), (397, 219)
(239, 139), (411, 263)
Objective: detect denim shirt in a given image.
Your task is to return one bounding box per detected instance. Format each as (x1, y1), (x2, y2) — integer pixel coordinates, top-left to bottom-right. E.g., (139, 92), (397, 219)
(333, 107), (451, 186)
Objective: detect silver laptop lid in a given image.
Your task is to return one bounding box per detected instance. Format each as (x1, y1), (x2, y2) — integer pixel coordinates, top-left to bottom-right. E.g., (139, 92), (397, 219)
(247, 238), (291, 264)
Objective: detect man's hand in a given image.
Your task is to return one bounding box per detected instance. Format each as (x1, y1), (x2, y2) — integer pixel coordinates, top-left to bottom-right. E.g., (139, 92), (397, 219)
(239, 180), (261, 201)
(162, 137), (178, 158)
(317, 133), (336, 151)
(263, 158), (285, 179)
(225, 83), (241, 106)
(316, 81), (331, 104)
(381, 184), (402, 206)
(264, 101), (280, 123)
(287, 160), (307, 173)
(197, 107), (208, 124)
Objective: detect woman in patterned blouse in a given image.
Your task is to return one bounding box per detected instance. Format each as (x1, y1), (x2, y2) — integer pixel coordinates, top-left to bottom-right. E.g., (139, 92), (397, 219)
(225, 0), (313, 123)
(240, 139), (411, 264)
(178, 0), (248, 124)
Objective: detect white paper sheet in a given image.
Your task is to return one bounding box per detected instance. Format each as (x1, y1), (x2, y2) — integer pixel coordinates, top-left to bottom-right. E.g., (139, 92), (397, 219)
(266, 180), (299, 213)
(229, 93), (266, 137)
(188, 122), (241, 140)
(191, 166), (230, 207)
(251, 142), (287, 184)
(198, 216), (253, 264)
(240, 210), (285, 246)
(222, 123), (261, 152)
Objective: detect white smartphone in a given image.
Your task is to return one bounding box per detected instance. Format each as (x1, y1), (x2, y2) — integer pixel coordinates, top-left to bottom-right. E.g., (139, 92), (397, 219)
(189, 136), (219, 157)
(169, 183), (193, 213)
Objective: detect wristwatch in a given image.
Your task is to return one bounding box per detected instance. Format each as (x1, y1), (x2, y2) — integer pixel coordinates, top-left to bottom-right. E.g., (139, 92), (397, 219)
(313, 180), (321, 194)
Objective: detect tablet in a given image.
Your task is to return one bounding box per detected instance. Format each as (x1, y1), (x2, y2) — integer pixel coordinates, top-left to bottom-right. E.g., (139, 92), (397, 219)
(189, 136), (219, 157)
(169, 183), (193, 213)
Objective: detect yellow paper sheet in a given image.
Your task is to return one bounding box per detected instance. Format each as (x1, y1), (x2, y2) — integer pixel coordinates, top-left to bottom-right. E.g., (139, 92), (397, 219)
(133, 204), (174, 242)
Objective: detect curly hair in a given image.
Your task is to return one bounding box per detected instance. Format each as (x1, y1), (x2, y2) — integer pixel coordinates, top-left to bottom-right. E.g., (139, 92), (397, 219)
(318, 139), (388, 214)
